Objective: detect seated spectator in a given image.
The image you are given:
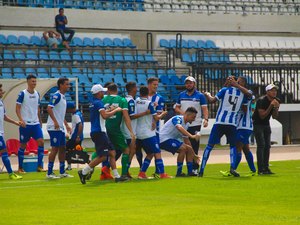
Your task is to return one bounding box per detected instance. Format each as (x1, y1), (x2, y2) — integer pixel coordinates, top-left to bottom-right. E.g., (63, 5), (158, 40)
(43, 30), (70, 51)
(55, 8), (75, 43)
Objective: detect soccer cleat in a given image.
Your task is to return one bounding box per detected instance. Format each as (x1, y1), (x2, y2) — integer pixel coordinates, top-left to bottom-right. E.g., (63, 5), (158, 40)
(264, 168), (275, 175)
(176, 173), (187, 177)
(152, 173), (160, 179)
(138, 171), (148, 179)
(60, 173), (74, 178)
(37, 166), (46, 172)
(78, 170), (87, 184)
(220, 170), (232, 177)
(9, 173), (22, 180)
(160, 173), (172, 179)
(18, 168), (26, 174)
(115, 175), (129, 183)
(198, 172), (203, 177)
(248, 171), (257, 176)
(188, 173), (198, 177)
(101, 166), (113, 179)
(126, 172), (133, 179)
(46, 173), (60, 179)
(86, 168), (94, 181)
(229, 168), (240, 177)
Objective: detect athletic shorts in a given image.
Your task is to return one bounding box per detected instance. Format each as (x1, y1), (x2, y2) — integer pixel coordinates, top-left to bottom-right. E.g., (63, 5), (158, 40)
(139, 136), (161, 154)
(107, 132), (128, 152)
(91, 131), (114, 157)
(19, 124), (43, 144)
(236, 129), (253, 145)
(48, 130), (66, 147)
(159, 139), (183, 155)
(208, 124), (237, 146)
(126, 139), (132, 146)
(0, 136), (6, 151)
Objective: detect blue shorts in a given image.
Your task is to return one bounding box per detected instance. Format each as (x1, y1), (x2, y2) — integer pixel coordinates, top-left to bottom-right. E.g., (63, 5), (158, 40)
(159, 139), (183, 155)
(140, 136), (161, 154)
(91, 131), (114, 157)
(0, 136), (6, 150)
(19, 124), (43, 144)
(126, 139), (132, 146)
(48, 130), (66, 147)
(208, 124), (237, 146)
(236, 129), (253, 145)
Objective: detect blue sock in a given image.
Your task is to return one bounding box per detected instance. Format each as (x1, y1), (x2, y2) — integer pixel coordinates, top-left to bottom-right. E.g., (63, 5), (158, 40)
(245, 151), (256, 172)
(230, 146), (237, 169)
(187, 162), (193, 174)
(176, 162), (183, 175)
(60, 161), (65, 174)
(234, 152), (242, 170)
(2, 152), (13, 174)
(155, 159), (165, 174)
(155, 163), (159, 174)
(48, 161), (54, 175)
(199, 144), (213, 174)
(18, 148), (25, 168)
(37, 146), (44, 168)
(141, 158), (151, 172)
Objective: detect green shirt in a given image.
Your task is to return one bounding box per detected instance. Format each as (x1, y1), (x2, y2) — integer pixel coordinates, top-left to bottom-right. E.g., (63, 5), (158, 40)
(102, 95), (128, 134)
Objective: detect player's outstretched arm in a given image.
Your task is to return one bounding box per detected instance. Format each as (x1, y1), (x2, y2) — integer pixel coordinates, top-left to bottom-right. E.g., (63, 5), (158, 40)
(176, 124), (201, 140)
(153, 111), (167, 121)
(204, 92), (217, 103)
(230, 79), (252, 98)
(100, 107), (122, 119)
(174, 104), (185, 115)
(4, 115), (21, 126)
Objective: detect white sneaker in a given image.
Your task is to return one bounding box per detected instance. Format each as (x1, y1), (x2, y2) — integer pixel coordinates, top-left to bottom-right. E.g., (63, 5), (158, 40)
(46, 173), (61, 179)
(60, 173), (74, 178)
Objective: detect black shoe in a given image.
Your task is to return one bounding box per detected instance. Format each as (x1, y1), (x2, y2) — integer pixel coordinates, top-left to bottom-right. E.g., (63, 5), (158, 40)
(176, 173), (187, 177)
(115, 175), (129, 183)
(188, 173), (198, 177)
(230, 168), (240, 177)
(86, 168), (94, 181)
(198, 172), (203, 177)
(264, 168), (275, 175)
(78, 170), (87, 184)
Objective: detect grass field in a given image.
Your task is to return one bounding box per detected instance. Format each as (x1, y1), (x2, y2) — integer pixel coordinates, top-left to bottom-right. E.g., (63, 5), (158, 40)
(1, 160), (300, 225)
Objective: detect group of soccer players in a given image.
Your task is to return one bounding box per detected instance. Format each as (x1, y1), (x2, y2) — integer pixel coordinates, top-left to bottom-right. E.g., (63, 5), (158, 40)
(0, 73), (257, 183)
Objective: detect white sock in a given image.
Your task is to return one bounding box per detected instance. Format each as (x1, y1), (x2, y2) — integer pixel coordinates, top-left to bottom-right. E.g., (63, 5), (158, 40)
(82, 165), (92, 175)
(113, 169), (120, 178)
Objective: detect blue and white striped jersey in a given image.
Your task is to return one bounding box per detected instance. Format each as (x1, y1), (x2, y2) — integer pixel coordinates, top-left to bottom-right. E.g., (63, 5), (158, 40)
(215, 87), (247, 126)
(237, 94), (255, 131)
(148, 93), (165, 133)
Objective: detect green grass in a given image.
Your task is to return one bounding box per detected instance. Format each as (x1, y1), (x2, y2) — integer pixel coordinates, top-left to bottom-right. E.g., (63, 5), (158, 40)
(1, 160), (300, 225)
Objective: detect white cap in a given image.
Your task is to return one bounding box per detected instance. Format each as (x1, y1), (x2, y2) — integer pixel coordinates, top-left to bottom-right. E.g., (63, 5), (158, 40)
(91, 84), (107, 94)
(265, 84), (278, 92)
(184, 76), (196, 83)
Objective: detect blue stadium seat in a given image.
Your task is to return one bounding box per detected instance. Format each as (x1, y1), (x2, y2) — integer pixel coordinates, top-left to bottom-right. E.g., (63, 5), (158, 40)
(73, 51), (83, 61)
(3, 50), (14, 60)
(50, 68), (60, 77)
(123, 38), (136, 48)
(210, 53), (220, 63)
(104, 52), (114, 62)
(220, 54), (231, 64)
(37, 67), (48, 74)
(30, 36), (41, 46)
(93, 68), (103, 74)
(13, 68), (26, 79)
(60, 50), (72, 61)
(114, 68), (123, 75)
(1, 68), (12, 78)
(180, 75), (187, 83)
(170, 75), (181, 85)
(95, 1), (104, 10)
(18, 36), (30, 45)
(61, 67), (70, 76)
(103, 38), (115, 47)
(14, 50), (26, 60)
(203, 53), (211, 63)
(25, 68), (36, 76)
(103, 76), (113, 84)
(144, 53), (156, 63)
(137, 74), (147, 85)
(181, 40), (188, 48)
(0, 34), (7, 45)
(85, 0), (95, 9)
(160, 75), (170, 85)
(37, 68), (49, 78)
(104, 69), (113, 74)
(26, 50), (38, 60)
(125, 73), (136, 82)
(113, 38), (124, 47)
(72, 68), (81, 76)
(7, 35), (18, 45)
(136, 69), (145, 75)
(70, 37), (83, 47)
(167, 69), (176, 76)
(197, 40), (206, 49)
(39, 50), (49, 61)
(49, 51), (60, 61)
(93, 38), (104, 47)
(157, 69), (166, 77)
(83, 37), (93, 47)
(83, 68), (93, 78)
(114, 74), (125, 86)
(77, 74), (92, 85)
(82, 51), (93, 61)
(92, 52), (104, 62)
(182, 53), (192, 63)
(136, 2), (144, 11)
(205, 40), (218, 49)
(92, 73), (104, 84)
(169, 39), (176, 48)
(146, 69), (156, 77)
(105, 2), (115, 10)
(125, 68), (134, 75)
(124, 52), (134, 62)
(64, 0), (73, 8)
(134, 54), (145, 62)
(187, 40), (197, 49)
(44, 0), (54, 8)
(114, 52), (124, 62)
(160, 39), (170, 48)
(191, 53), (198, 62)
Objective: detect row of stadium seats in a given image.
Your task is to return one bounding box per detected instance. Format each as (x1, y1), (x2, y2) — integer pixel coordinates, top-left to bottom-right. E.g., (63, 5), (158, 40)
(1, 50), (157, 63)
(182, 53), (230, 64)
(160, 39), (218, 49)
(0, 35), (136, 48)
(15, 0), (145, 11)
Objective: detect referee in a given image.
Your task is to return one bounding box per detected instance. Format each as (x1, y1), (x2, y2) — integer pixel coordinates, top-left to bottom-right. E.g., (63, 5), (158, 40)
(252, 84), (280, 175)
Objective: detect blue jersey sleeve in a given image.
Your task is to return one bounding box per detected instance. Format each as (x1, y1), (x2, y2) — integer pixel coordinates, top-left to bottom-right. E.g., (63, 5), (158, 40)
(16, 91), (24, 104)
(48, 93), (61, 107)
(199, 93), (207, 105)
(176, 93), (183, 105)
(148, 102), (157, 115)
(171, 116), (183, 126)
(215, 87), (227, 101)
(95, 100), (105, 111)
(128, 99), (135, 116)
(156, 96), (165, 112)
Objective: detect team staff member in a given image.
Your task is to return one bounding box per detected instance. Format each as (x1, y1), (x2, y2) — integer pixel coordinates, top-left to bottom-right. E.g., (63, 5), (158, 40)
(253, 84), (280, 175)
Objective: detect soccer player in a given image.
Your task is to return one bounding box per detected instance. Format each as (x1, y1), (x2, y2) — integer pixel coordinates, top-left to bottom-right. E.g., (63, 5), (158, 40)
(135, 86), (171, 179)
(46, 77), (72, 179)
(198, 76), (252, 177)
(65, 102), (84, 170)
(78, 84), (125, 184)
(16, 74), (45, 173)
(159, 107), (201, 177)
(174, 76), (208, 175)
(102, 83), (135, 179)
(0, 84), (22, 180)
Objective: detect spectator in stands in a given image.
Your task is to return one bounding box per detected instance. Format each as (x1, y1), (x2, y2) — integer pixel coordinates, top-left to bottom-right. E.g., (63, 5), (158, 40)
(55, 8), (75, 43)
(43, 30), (70, 51)
(174, 76), (208, 175)
(65, 102), (84, 170)
(0, 83), (23, 180)
(253, 84), (280, 175)
(16, 74), (46, 173)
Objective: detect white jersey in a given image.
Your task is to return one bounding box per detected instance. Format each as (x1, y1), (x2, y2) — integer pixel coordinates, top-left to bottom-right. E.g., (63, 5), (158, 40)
(237, 95), (254, 131)
(16, 89), (40, 125)
(215, 87), (247, 127)
(136, 97), (157, 140)
(159, 115), (190, 143)
(46, 91), (67, 131)
(121, 95), (137, 139)
(0, 100), (6, 136)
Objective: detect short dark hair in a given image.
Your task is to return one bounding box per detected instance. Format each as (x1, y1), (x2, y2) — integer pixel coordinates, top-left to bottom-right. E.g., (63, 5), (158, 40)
(126, 82), (136, 93)
(26, 74), (37, 80)
(185, 107), (198, 114)
(57, 77), (69, 88)
(139, 86), (149, 97)
(59, 8), (64, 12)
(147, 77), (159, 84)
(238, 76), (247, 85)
(104, 82), (113, 88)
(107, 83), (118, 92)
